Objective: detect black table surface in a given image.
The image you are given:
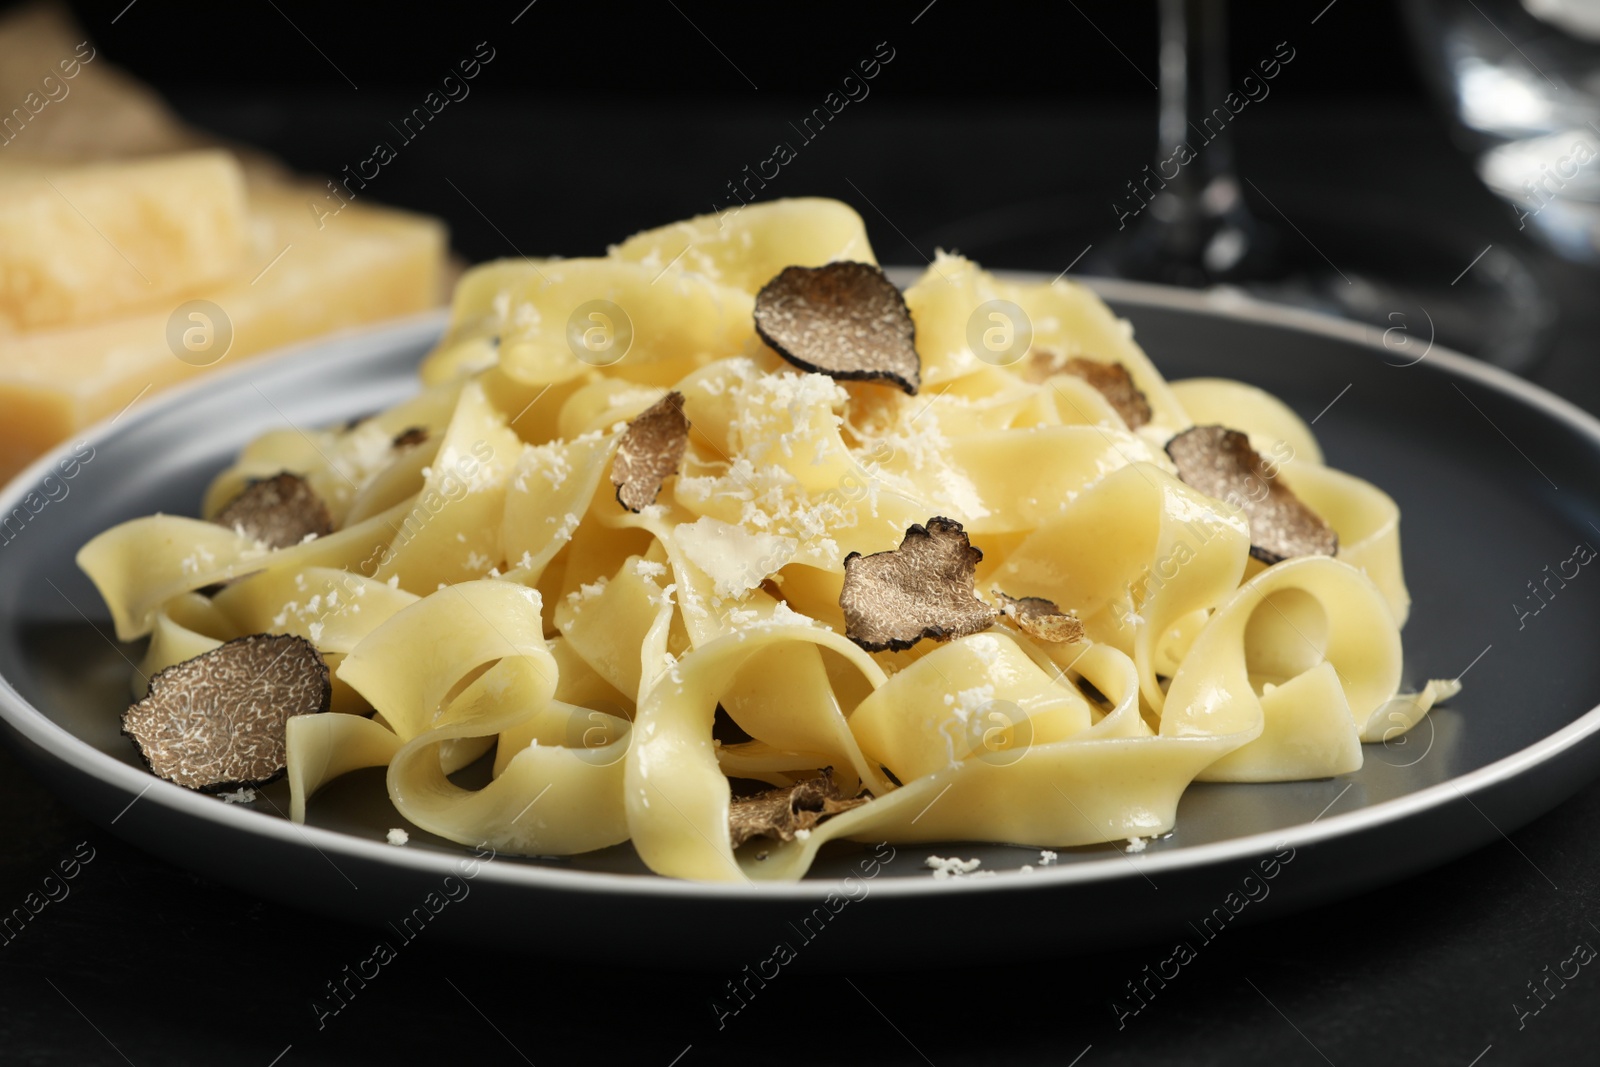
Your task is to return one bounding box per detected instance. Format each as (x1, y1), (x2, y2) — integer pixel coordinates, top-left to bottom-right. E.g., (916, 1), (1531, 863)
(5, 90), (1600, 1065)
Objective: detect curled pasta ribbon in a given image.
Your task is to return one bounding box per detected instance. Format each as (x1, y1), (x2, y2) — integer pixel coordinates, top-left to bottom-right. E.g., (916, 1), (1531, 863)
(286, 715), (402, 824)
(134, 593), (230, 695)
(210, 566), (420, 655)
(423, 259), (757, 390)
(314, 580), (630, 854)
(1358, 678), (1459, 745)
(625, 625), (887, 883)
(132, 571), (411, 720)
(640, 514), (893, 796)
(1282, 460), (1409, 626)
(834, 634), (1255, 855)
(385, 657), (630, 856)
(200, 381), (465, 526)
(938, 425), (1163, 535)
(77, 501), (414, 642)
(1162, 378), (1408, 623)
(992, 463), (1251, 714)
(903, 252), (1190, 431)
(626, 621), (1262, 883)
(611, 197), (879, 293)
(574, 508), (894, 803)
(849, 632), (1098, 783)
(1171, 555), (1404, 782)
(1168, 377), (1325, 465)
(337, 580), (549, 743)
(419, 260), (557, 384)
(369, 379), (524, 594)
(502, 431), (618, 584)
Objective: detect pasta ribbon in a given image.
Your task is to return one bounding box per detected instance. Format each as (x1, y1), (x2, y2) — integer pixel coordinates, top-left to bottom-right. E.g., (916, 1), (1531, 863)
(992, 463), (1251, 713)
(1176, 556), (1404, 781)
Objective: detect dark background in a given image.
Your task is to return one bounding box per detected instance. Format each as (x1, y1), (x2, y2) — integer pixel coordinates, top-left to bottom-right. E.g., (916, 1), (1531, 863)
(65, 0), (1442, 262)
(5, 2), (1600, 1065)
(77, 1), (1419, 99)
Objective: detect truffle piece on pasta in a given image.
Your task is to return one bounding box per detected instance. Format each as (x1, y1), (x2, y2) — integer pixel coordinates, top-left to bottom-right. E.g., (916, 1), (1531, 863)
(1024, 347), (1066, 383)
(1061, 358), (1152, 430)
(1165, 425), (1337, 564)
(122, 633), (330, 792)
(213, 472), (334, 548)
(753, 262), (921, 394)
(611, 391), (690, 512)
(392, 426), (429, 448)
(728, 769), (869, 848)
(840, 517), (997, 652)
(994, 592), (1086, 644)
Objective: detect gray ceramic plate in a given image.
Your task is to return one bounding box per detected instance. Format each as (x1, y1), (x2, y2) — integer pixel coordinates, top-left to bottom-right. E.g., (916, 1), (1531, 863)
(3, 276), (1598, 970)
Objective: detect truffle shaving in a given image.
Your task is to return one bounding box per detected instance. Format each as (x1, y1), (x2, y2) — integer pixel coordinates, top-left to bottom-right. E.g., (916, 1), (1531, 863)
(840, 516), (997, 652)
(392, 426), (429, 448)
(753, 262), (921, 394)
(122, 633), (331, 792)
(213, 472), (334, 548)
(1024, 348), (1067, 383)
(1061, 358), (1152, 429)
(728, 770), (869, 848)
(995, 592), (1086, 644)
(611, 391), (690, 512)
(1165, 425), (1337, 564)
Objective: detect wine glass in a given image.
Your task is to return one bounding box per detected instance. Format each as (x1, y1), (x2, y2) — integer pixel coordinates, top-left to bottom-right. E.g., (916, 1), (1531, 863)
(1405, 0), (1600, 263)
(925, 0), (1560, 372)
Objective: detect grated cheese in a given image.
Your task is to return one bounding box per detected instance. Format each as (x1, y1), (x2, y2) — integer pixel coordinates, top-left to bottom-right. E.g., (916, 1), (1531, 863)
(925, 855), (987, 879)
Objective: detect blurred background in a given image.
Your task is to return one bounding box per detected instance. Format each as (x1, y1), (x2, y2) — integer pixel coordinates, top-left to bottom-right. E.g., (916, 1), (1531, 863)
(39, 0), (1600, 381)
(69, 0), (1436, 268)
(6, 0), (1596, 386)
(63, 0), (1422, 261)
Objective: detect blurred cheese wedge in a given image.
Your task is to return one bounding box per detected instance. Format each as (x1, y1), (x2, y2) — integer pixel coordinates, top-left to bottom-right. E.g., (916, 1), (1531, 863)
(0, 189), (446, 482)
(0, 151), (250, 333)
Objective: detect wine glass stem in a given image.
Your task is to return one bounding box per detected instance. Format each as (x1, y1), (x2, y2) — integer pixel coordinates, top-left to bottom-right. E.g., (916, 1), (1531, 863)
(1154, 0), (1234, 265)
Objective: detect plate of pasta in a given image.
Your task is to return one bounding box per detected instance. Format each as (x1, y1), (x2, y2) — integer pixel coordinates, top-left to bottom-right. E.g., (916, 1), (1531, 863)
(3, 198), (1600, 966)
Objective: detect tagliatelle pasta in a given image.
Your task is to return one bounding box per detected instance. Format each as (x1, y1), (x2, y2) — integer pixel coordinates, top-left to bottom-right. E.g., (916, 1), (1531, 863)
(78, 197), (1443, 882)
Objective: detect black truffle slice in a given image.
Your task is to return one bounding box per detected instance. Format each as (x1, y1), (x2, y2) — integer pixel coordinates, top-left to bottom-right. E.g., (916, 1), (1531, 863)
(728, 769), (869, 848)
(611, 391), (691, 512)
(840, 517), (997, 652)
(392, 426), (429, 448)
(994, 592), (1086, 644)
(1023, 347), (1065, 383)
(1165, 425), (1338, 565)
(753, 262), (921, 394)
(213, 472), (334, 549)
(1061, 358), (1152, 430)
(122, 633), (331, 792)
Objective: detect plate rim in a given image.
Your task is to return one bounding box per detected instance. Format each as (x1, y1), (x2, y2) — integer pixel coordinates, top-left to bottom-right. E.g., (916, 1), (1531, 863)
(3, 276), (1598, 902)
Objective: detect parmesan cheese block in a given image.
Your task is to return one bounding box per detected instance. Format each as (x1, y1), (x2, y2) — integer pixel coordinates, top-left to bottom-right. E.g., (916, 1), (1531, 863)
(0, 189), (446, 483)
(0, 151), (251, 333)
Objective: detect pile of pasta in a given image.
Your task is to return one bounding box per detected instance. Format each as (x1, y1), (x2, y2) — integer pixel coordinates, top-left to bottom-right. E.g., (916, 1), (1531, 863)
(79, 198), (1440, 882)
